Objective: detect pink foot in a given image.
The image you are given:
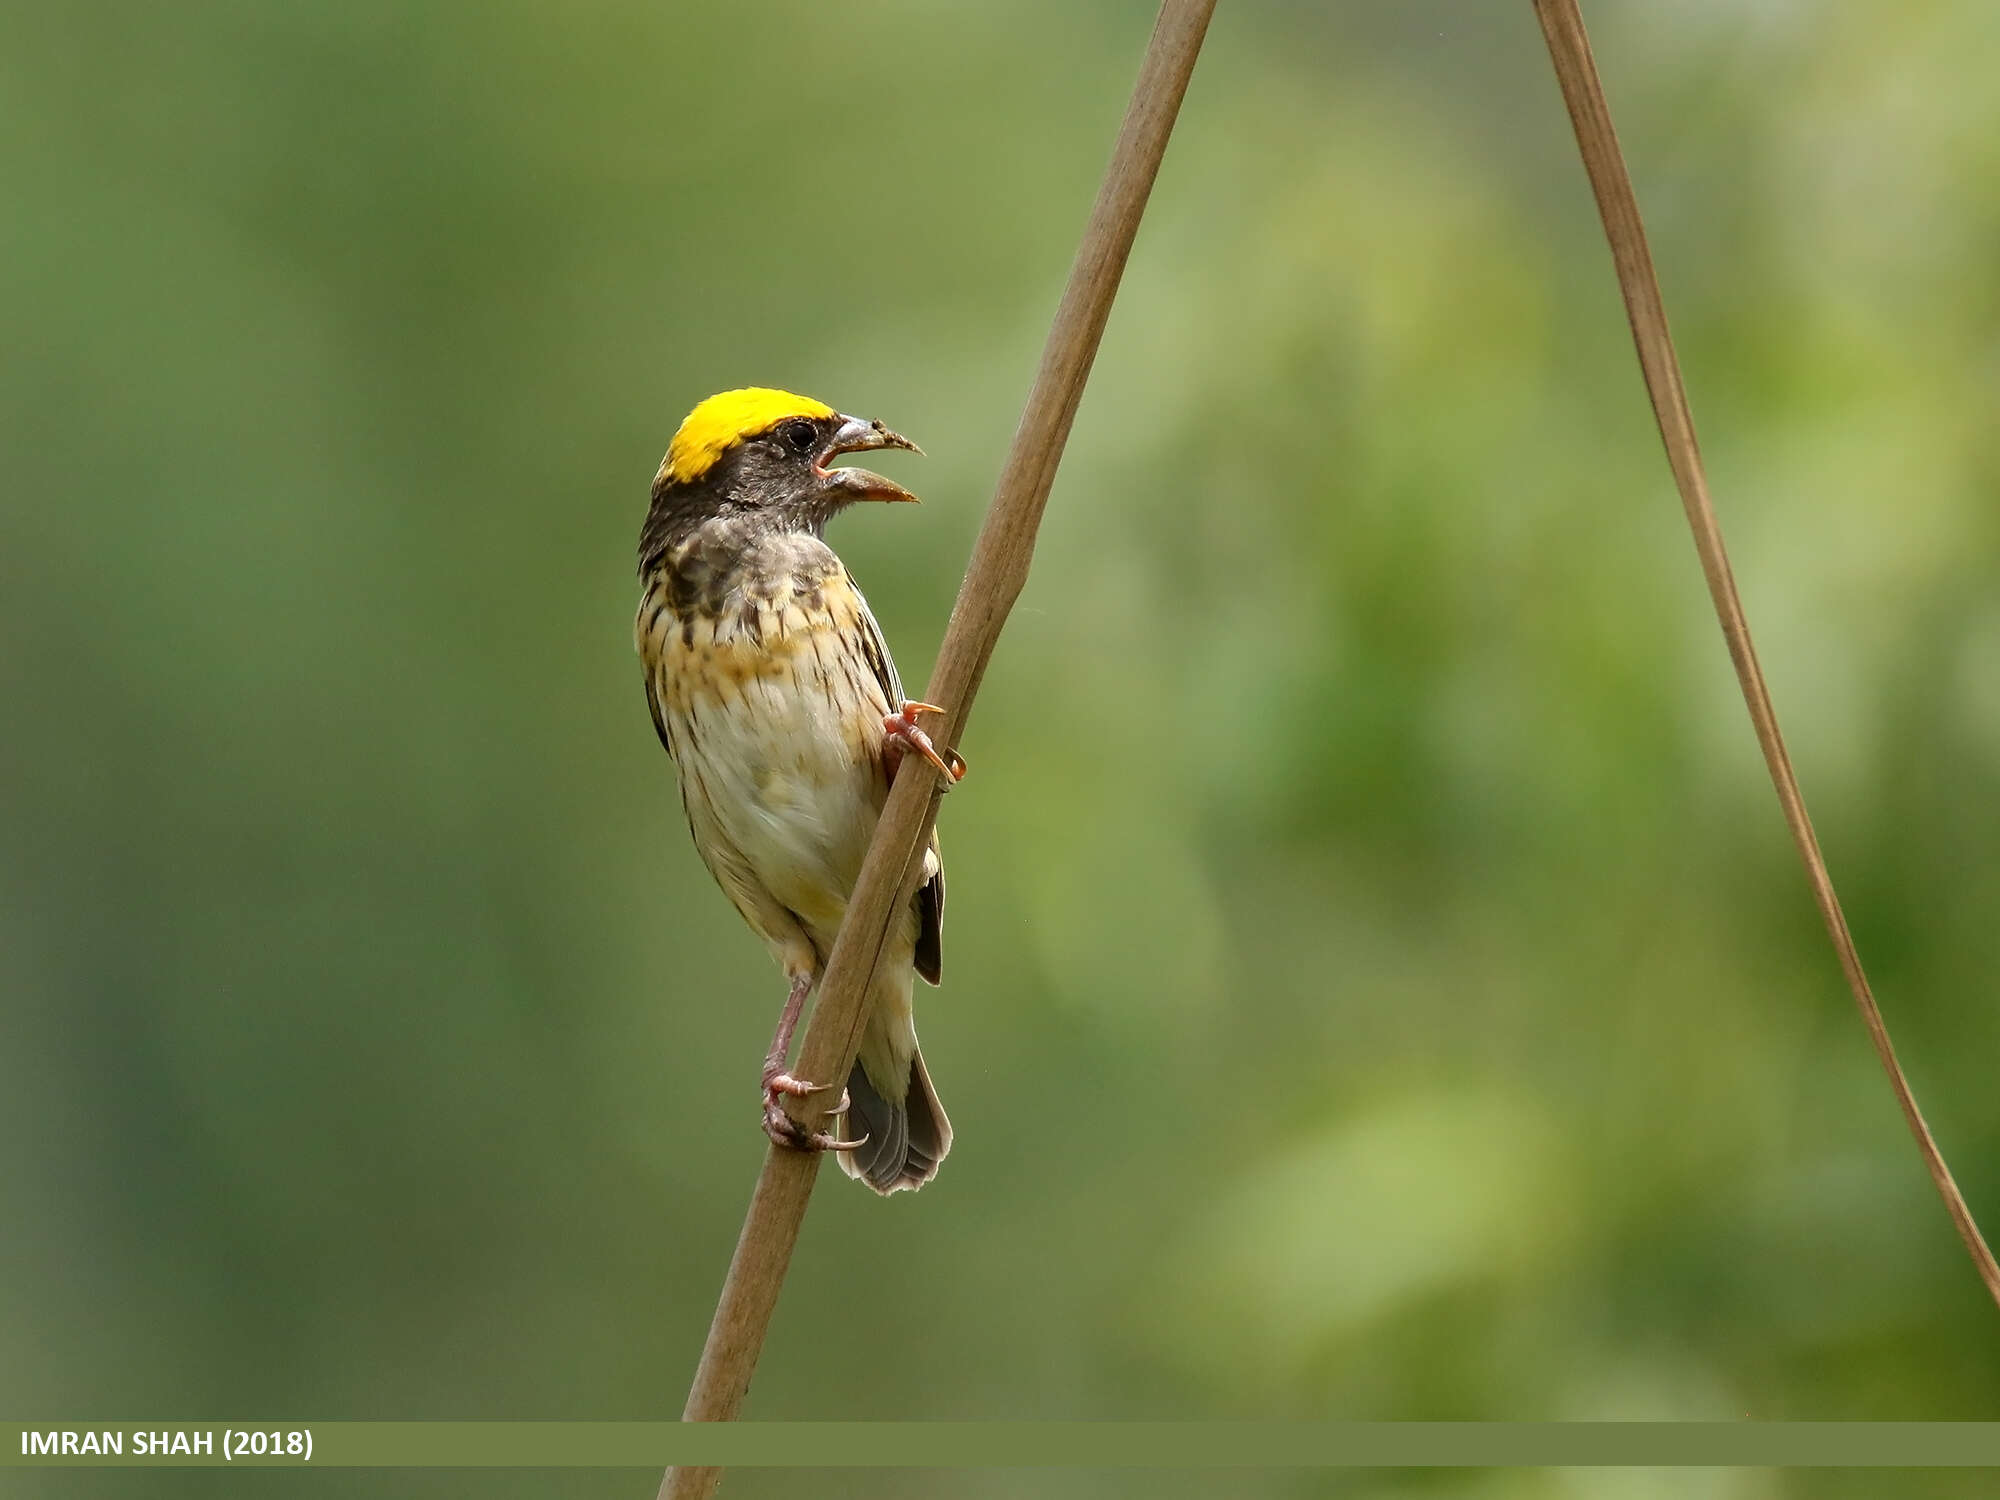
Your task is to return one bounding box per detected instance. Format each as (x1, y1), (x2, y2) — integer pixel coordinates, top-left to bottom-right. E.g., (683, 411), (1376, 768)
(884, 700), (967, 787)
(761, 1071), (859, 1154)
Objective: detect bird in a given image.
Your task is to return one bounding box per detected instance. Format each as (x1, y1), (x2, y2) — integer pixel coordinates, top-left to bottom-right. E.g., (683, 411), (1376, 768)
(635, 387), (964, 1194)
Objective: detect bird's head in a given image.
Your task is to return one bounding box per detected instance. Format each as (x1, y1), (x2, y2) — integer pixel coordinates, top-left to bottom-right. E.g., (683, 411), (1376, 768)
(652, 387), (923, 532)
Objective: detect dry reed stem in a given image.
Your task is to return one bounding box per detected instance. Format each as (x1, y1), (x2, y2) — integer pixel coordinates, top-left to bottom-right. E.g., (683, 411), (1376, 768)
(658, 4), (1219, 1495)
(1531, 0), (2000, 1307)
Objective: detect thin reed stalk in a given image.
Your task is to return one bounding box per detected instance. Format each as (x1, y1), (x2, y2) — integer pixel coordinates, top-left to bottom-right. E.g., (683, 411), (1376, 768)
(658, 4), (1220, 1496)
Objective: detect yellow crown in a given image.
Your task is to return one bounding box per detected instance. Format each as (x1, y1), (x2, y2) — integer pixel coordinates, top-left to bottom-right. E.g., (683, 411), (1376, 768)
(662, 387), (835, 486)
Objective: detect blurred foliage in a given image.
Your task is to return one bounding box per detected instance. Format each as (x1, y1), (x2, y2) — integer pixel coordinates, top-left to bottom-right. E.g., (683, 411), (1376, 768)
(4, 2), (1998, 1498)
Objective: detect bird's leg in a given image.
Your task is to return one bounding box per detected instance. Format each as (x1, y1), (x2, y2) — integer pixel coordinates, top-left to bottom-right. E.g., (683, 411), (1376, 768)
(883, 700), (967, 788)
(759, 972), (815, 1099)
(760, 972), (859, 1153)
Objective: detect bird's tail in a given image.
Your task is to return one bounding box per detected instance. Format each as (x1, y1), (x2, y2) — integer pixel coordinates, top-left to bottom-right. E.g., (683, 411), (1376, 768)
(838, 1043), (951, 1194)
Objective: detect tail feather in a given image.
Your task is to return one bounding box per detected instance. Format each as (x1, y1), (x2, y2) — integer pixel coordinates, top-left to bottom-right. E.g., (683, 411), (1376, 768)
(838, 1046), (951, 1194)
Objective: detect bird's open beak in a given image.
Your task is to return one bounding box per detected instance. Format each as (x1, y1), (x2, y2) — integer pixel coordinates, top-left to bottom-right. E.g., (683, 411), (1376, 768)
(816, 414), (924, 503)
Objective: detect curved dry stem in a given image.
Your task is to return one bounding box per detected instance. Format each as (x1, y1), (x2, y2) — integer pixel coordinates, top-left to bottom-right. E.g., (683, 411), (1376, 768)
(1531, 0), (2000, 1307)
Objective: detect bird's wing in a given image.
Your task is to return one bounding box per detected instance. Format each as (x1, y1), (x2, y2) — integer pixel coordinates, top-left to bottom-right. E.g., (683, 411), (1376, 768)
(642, 672), (675, 759)
(849, 584), (906, 707)
(852, 583), (948, 986)
(914, 840), (945, 986)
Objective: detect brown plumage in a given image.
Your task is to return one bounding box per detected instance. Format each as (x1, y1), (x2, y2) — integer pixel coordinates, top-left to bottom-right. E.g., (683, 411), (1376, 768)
(635, 388), (958, 1193)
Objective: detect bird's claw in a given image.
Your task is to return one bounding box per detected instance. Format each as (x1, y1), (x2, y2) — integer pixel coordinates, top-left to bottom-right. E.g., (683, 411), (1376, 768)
(885, 701), (967, 788)
(762, 1111), (855, 1153)
(761, 1097), (865, 1155)
(762, 1070), (816, 1099)
(760, 1074), (857, 1153)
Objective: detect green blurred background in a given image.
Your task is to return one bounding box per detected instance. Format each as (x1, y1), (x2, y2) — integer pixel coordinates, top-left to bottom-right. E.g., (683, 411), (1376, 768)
(4, 1), (1997, 1496)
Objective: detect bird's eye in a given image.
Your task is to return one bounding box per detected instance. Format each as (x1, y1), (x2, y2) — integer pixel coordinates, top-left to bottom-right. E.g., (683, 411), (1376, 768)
(778, 419), (818, 455)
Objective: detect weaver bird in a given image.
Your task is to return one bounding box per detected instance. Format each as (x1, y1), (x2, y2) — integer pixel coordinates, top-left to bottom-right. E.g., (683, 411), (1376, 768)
(636, 388), (963, 1194)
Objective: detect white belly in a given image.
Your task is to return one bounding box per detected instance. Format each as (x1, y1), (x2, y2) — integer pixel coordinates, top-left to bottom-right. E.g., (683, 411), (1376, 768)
(676, 666), (883, 931)
(647, 581), (894, 944)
